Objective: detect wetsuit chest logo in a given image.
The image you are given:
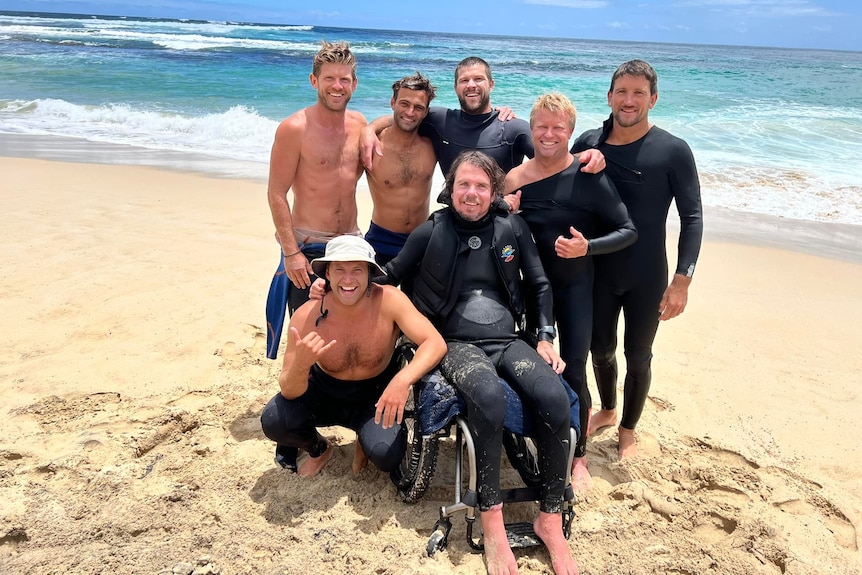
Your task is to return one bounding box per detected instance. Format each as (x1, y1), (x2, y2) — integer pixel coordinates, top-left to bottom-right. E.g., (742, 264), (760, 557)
(500, 244), (515, 263)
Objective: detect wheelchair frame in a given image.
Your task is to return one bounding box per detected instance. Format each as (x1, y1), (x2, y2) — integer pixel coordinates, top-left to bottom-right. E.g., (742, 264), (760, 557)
(390, 346), (579, 557)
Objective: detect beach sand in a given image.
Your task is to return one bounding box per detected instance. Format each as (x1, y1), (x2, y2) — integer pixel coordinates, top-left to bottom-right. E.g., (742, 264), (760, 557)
(1, 156), (860, 574)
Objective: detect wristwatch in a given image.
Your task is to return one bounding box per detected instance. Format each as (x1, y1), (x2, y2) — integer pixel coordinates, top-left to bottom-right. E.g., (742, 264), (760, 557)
(537, 326), (557, 343)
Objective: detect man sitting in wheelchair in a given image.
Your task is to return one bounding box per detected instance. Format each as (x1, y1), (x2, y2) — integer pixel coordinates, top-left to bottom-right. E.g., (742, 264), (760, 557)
(379, 151), (580, 575)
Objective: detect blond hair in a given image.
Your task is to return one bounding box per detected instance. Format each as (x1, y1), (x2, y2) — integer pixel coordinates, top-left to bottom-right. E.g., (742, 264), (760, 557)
(312, 40), (356, 79)
(530, 92), (577, 130)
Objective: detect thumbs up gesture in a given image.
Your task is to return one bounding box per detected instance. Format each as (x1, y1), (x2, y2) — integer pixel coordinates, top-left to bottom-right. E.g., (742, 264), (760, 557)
(554, 226), (589, 259)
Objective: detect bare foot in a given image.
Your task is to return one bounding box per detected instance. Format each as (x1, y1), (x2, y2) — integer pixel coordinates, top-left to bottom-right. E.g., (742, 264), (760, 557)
(618, 427), (638, 459)
(534, 512), (579, 575)
(481, 505), (519, 575)
(352, 440), (368, 475)
(571, 456), (591, 492)
(297, 443), (333, 477)
(587, 409), (616, 437)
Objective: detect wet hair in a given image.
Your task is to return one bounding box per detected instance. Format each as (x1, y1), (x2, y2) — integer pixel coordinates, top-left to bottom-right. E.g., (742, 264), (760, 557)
(312, 40), (356, 79)
(391, 71), (437, 102)
(610, 59), (658, 95)
(530, 92), (577, 130)
(454, 56), (493, 84)
(438, 150), (506, 205)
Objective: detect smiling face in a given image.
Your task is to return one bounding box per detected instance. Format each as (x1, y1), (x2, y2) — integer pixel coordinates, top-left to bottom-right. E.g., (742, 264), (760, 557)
(325, 261), (370, 306)
(608, 73), (657, 129)
(455, 63), (493, 115)
(530, 108), (575, 161)
(311, 63), (357, 112)
(391, 87), (431, 133)
(450, 162), (494, 221)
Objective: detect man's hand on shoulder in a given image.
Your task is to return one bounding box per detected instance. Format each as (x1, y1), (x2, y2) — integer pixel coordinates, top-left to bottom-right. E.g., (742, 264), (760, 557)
(575, 148), (606, 173)
(308, 277), (326, 300)
(495, 105), (517, 121)
(360, 125), (383, 170)
(503, 190), (521, 213)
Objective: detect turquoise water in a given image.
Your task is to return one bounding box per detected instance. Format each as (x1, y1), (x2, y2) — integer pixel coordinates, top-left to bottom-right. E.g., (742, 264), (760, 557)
(2, 11), (861, 225)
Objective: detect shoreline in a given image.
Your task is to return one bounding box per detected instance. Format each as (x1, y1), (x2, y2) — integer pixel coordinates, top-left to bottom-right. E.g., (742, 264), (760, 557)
(3, 132), (861, 264)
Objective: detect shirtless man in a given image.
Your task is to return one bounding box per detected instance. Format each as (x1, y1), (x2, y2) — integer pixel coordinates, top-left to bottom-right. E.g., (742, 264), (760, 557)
(364, 72), (438, 265)
(260, 235), (446, 476)
(265, 40), (366, 360)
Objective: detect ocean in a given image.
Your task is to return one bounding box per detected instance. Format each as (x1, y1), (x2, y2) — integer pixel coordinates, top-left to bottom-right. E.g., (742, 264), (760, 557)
(2, 10), (861, 228)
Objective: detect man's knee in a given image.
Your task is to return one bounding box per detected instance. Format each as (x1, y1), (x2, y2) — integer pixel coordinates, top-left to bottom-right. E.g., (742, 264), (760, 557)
(539, 378), (572, 431)
(259, 396), (284, 442)
(360, 425), (406, 472)
(260, 394), (307, 443)
(468, 381), (507, 427)
(623, 349), (653, 371)
(591, 346), (616, 368)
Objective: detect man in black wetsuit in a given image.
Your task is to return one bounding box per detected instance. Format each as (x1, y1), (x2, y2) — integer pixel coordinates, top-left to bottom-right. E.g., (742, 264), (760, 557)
(505, 92), (637, 489)
(571, 60), (703, 459)
(383, 151), (580, 575)
(360, 56), (605, 177)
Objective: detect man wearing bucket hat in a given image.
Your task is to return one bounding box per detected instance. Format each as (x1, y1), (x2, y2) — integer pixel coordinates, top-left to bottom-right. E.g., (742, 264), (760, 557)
(260, 236), (446, 477)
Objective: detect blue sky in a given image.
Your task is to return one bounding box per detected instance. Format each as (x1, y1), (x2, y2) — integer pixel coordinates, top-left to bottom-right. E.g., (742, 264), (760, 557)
(6, 0), (861, 51)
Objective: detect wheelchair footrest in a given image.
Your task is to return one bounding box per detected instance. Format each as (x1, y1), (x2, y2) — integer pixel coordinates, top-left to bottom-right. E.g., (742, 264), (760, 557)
(505, 521), (543, 549)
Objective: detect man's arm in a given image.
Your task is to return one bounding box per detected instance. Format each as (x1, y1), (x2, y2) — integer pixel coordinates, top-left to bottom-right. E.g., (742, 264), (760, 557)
(374, 287), (447, 429)
(574, 148), (606, 174)
(661, 140), (703, 321)
(360, 115), (394, 170)
(570, 127), (606, 172)
(513, 215), (555, 332)
(502, 168), (524, 213)
(381, 219), (434, 287)
(267, 117), (314, 289)
(278, 312), (336, 399)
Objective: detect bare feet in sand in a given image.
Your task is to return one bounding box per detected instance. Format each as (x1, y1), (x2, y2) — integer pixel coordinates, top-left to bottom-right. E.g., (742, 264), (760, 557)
(297, 443), (333, 477)
(534, 512), (579, 575)
(618, 427), (637, 459)
(352, 440), (368, 475)
(571, 456), (591, 492)
(481, 505), (519, 575)
(572, 456), (593, 493)
(587, 409), (616, 437)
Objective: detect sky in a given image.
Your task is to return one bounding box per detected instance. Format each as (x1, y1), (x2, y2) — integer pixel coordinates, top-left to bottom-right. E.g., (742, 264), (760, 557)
(5, 0), (861, 51)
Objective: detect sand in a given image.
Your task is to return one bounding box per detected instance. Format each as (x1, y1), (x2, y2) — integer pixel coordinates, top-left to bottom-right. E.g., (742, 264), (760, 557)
(1, 156), (860, 574)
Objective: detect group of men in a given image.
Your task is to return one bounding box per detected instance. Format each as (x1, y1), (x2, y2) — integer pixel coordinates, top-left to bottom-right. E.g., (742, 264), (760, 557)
(259, 40), (702, 575)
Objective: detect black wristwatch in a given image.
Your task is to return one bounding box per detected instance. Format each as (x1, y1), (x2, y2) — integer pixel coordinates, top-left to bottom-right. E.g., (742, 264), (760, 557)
(537, 326), (557, 343)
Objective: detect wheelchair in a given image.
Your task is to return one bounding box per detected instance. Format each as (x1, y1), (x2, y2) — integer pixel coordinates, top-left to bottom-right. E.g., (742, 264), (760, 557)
(390, 340), (581, 557)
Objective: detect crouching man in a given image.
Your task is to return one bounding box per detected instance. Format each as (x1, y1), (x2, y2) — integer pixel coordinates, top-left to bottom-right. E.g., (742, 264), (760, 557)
(260, 235), (446, 476)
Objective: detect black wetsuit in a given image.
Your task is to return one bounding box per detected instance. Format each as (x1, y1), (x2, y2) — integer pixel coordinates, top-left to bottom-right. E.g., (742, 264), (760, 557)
(518, 162), (637, 457)
(419, 107), (534, 175)
(384, 204), (571, 513)
(572, 116), (703, 430)
(260, 356), (406, 473)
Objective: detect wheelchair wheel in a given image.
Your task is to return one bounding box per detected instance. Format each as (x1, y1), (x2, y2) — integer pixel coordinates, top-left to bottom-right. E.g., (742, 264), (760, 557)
(390, 386), (439, 504)
(502, 432), (541, 488)
(426, 519), (452, 556)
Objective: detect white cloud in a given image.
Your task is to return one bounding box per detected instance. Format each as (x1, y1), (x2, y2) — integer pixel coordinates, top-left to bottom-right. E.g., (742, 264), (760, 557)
(672, 0), (832, 17)
(524, 0), (609, 8)
(606, 20), (631, 29)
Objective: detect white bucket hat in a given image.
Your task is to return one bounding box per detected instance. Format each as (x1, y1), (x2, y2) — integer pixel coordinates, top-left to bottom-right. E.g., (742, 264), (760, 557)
(310, 235), (386, 278)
